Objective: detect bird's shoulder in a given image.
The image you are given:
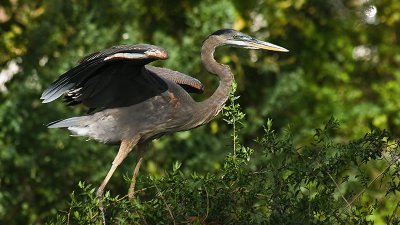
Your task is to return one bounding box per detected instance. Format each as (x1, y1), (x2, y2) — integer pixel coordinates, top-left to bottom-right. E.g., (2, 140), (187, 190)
(79, 44), (168, 64)
(144, 65), (204, 94)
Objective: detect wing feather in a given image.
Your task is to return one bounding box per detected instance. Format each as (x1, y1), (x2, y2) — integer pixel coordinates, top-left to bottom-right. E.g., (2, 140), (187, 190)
(145, 65), (204, 94)
(41, 44), (169, 110)
(41, 44), (203, 112)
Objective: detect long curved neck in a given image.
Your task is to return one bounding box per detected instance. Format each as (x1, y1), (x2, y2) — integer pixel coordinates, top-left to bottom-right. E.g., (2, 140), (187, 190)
(196, 36), (234, 125)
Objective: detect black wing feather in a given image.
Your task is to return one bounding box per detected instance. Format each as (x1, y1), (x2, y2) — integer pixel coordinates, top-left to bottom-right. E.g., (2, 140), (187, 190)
(41, 58), (108, 103)
(79, 44), (155, 64)
(41, 44), (203, 112)
(41, 44), (168, 110)
(77, 61), (167, 109)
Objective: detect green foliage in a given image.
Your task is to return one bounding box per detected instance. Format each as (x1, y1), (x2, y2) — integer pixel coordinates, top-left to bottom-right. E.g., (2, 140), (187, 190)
(46, 88), (400, 225)
(1, 0), (400, 224)
(223, 81), (254, 179)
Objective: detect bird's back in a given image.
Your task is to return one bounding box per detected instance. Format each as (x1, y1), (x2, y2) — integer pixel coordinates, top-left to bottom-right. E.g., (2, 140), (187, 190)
(43, 44), (206, 143)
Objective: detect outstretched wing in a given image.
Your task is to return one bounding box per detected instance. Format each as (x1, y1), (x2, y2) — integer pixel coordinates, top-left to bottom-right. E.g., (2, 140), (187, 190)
(40, 44), (170, 110)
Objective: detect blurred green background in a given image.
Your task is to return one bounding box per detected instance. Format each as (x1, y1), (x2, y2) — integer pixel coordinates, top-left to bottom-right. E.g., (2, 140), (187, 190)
(1, 0), (399, 224)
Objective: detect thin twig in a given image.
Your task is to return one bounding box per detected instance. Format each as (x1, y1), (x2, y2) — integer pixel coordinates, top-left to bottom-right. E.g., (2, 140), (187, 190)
(129, 185), (156, 195)
(308, 182), (311, 220)
(233, 116), (236, 155)
(154, 183), (176, 225)
(327, 172), (352, 209)
(204, 188), (210, 222)
(348, 165), (391, 207)
(252, 170), (269, 174)
(67, 207), (72, 225)
(255, 193), (269, 198)
(388, 200), (400, 224)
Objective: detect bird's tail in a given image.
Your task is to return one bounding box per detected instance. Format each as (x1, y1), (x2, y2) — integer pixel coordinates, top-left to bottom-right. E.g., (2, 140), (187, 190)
(48, 116), (94, 138)
(47, 116), (89, 128)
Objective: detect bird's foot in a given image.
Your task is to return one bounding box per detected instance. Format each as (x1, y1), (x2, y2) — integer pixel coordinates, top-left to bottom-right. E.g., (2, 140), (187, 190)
(96, 189), (107, 225)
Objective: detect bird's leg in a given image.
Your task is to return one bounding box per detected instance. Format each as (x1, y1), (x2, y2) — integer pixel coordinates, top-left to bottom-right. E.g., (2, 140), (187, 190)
(96, 138), (138, 225)
(96, 138), (138, 197)
(128, 143), (148, 199)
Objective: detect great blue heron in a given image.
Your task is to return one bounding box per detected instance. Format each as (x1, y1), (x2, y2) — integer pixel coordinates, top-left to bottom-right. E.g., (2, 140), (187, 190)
(41, 29), (288, 200)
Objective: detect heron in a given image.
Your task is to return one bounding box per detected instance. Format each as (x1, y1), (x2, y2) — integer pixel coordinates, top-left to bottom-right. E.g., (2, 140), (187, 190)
(41, 29), (288, 201)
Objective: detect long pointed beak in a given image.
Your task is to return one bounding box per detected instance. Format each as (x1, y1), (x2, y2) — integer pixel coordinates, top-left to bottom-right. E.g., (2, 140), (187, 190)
(246, 39), (289, 52)
(226, 38), (289, 52)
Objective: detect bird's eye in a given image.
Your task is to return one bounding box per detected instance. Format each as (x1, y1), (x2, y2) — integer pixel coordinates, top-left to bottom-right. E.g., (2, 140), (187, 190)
(234, 34), (251, 40)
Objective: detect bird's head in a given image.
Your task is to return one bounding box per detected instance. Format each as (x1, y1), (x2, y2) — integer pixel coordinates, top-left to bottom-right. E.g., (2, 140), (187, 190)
(210, 29), (289, 52)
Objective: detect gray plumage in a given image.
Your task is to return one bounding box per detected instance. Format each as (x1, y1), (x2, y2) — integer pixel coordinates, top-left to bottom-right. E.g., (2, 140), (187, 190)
(41, 29), (288, 204)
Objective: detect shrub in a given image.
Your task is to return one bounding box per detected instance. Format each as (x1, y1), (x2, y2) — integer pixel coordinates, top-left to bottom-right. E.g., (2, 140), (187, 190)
(47, 83), (400, 225)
